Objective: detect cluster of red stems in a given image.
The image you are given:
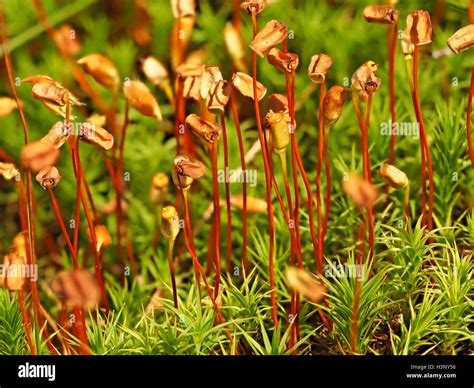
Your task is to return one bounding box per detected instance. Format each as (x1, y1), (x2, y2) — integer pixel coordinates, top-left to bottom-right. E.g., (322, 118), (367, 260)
(0, 0), (473, 355)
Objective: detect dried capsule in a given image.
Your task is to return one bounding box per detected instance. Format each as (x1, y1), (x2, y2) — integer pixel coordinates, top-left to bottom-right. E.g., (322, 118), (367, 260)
(185, 113), (222, 144)
(172, 154), (206, 190)
(351, 61), (381, 101)
(2, 252), (27, 291)
(208, 80), (230, 115)
(379, 164), (408, 189)
(80, 122), (114, 151)
(41, 121), (70, 149)
(406, 10), (432, 46)
(363, 5), (398, 25)
(171, 0), (196, 18)
(161, 206), (180, 240)
(322, 86), (347, 129)
(308, 54), (333, 83)
(265, 110), (289, 153)
(229, 194), (267, 213)
(141, 56), (169, 86)
(92, 225), (112, 252)
(35, 166), (61, 189)
(285, 267), (326, 304)
(20, 141), (60, 173)
(232, 72), (267, 101)
(447, 24), (474, 54)
(224, 23), (246, 72)
(269, 93), (289, 113)
(0, 97), (19, 117)
(342, 174), (379, 208)
(123, 80), (162, 120)
(150, 173), (170, 204)
(241, 0), (267, 15)
(183, 75), (202, 101)
(0, 162), (19, 180)
(250, 20), (288, 58)
(267, 48), (299, 73)
(22, 75), (84, 118)
(200, 66), (223, 101)
(77, 53), (120, 89)
(50, 269), (101, 309)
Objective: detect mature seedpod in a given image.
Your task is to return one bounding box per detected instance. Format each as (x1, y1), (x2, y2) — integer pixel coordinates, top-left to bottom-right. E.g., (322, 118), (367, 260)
(171, 0), (196, 18)
(0, 97), (19, 117)
(78, 53), (120, 89)
(11, 231), (28, 259)
(208, 80), (230, 115)
(80, 122), (114, 151)
(267, 48), (299, 73)
(351, 61), (381, 101)
(250, 20), (288, 58)
(87, 113), (107, 128)
(50, 269), (101, 309)
(232, 72), (267, 101)
(447, 25), (474, 54)
(2, 252), (27, 291)
(200, 66), (223, 101)
(53, 24), (82, 57)
(150, 172), (170, 204)
(406, 10), (432, 46)
(269, 93), (289, 113)
(0, 162), (19, 180)
(41, 121), (70, 149)
(35, 166), (61, 189)
(342, 174), (379, 208)
(183, 75), (202, 101)
(379, 164), (408, 189)
(123, 80), (162, 120)
(224, 23), (246, 72)
(161, 206), (181, 241)
(185, 113), (222, 144)
(92, 225), (112, 252)
(22, 75), (84, 118)
(363, 5), (398, 25)
(229, 194), (267, 213)
(20, 141), (60, 173)
(172, 154), (206, 190)
(141, 56), (169, 86)
(285, 267), (326, 304)
(240, 0), (267, 15)
(176, 63), (205, 79)
(322, 86), (347, 129)
(265, 110), (289, 153)
(308, 54), (333, 83)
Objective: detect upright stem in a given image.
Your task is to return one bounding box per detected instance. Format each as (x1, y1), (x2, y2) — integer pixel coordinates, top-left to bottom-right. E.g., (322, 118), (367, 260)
(230, 89), (248, 273)
(251, 12), (277, 327)
(18, 290), (36, 355)
(167, 239), (178, 309)
(221, 115), (233, 274)
(466, 68), (474, 169)
(322, 132), (331, 245)
(210, 143), (221, 299)
(404, 184), (411, 232)
(363, 94), (375, 266)
(316, 82), (326, 272)
(388, 24), (398, 165)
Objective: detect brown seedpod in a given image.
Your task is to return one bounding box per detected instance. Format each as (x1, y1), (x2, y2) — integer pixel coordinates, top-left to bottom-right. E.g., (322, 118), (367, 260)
(285, 267), (326, 304)
(53, 24), (82, 57)
(35, 166), (61, 189)
(150, 173), (170, 204)
(267, 48), (299, 73)
(308, 54), (333, 83)
(240, 0), (267, 15)
(41, 121), (70, 149)
(175, 63), (205, 79)
(0, 162), (19, 180)
(50, 269), (101, 309)
(161, 206), (181, 241)
(447, 24), (474, 54)
(185, 113), (222, 144)
(229, 194), (267, 213)
(379, 164), (408, 189)
(172, 154), (206, 190)
(171, 0), (196, 18)
(322, 86), (347, 129)
(77, 53), (120, 89)
(0, 97), (20, 117)
(11, 231), (28, 259)
(351, 61), (381, 100)
(123, 80), (162, 120)
(141, 56), (169, 86)
(92, 225), (112, 252)
(342, 174), (379, 208)
(224, 23), (246, 72)
(269, 93), (289, 113)
(232, 72), (267, 101)
(20, 141), (60, 173)
(406, 10), (432, 46)
(2, 252), (27, 291)
(183, 75), (202, 101)
(200, 66), (223, 100)
(250, 20), (288, 58)
(22, 75), (84, 118)
(207, 80), (230, 115)
(363, 5), (398, 25)
(265, 110), (289, 152)
(80, 122), (114, 151)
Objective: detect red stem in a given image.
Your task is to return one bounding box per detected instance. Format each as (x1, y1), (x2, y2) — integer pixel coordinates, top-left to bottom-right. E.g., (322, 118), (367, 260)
(388, 24), (398, 165)
(210, 143), (222, 299)
(221, 115), (233, 274)
(316, 82), (326, 272)
(466, 68), (474, 169)
(18, 291), (36, 355)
